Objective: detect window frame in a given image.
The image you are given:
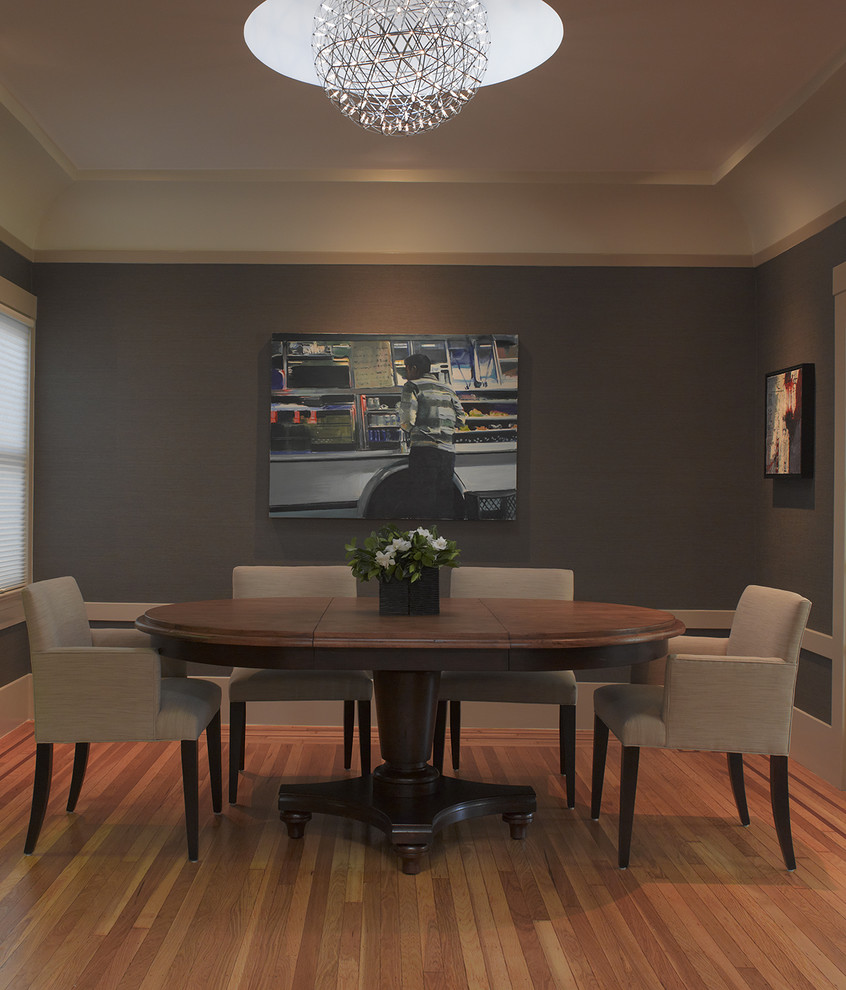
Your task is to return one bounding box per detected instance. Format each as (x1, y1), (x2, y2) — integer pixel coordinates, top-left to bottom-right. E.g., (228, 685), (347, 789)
(0, 275), (36, 630)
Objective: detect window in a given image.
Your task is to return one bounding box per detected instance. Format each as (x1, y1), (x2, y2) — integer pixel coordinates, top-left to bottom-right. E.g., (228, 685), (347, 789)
(0, 307), (32, 593)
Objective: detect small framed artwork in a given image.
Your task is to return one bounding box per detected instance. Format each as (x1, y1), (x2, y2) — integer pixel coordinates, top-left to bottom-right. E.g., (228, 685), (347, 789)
(765, 363), (814, 478)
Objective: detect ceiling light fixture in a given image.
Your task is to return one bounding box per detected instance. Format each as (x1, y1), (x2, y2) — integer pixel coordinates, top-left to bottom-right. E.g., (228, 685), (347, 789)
(313, 0), (490, 135)
(244, 0), (563, 135)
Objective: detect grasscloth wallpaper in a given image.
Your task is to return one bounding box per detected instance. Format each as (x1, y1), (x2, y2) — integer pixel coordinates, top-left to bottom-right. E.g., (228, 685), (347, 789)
(31, 263), (756, 608)
(0, 236), (838, 689)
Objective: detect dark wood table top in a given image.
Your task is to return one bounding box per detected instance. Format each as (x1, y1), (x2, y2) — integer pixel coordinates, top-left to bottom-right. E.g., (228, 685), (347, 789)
(137, 597), (685, 671)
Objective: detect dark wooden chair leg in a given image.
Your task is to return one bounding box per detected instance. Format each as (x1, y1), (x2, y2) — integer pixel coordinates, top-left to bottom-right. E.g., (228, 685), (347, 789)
(24, 743), (53, 855)
(66, 742), (90, 813)
(357, 700), (371, 774)
(618, 746), (640, 869)
(560, 704), (576, 809)
(229, 701), (247, 804)
(449, 700), (462, 771)
(770, 754), (796, 870)
(206, 711), (222, 814)
(343, 699), (354, 770)
(590, 714), (609, 820)
(727, 752), (750, 825)
(181, 739), (200, 862)
(239, 705), (246, 770)
(432, 700), (447, 772)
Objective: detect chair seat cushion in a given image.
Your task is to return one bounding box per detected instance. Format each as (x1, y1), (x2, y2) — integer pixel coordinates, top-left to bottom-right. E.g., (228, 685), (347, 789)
(229, 667), (372, 703)
(156, 677), (221, 740)
(593, 683), (666, 748)
(438, 670), (577, 705)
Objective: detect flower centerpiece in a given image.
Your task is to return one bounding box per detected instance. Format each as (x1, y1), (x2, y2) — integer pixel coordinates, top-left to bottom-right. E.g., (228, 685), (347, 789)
(345, 524), (460, 615)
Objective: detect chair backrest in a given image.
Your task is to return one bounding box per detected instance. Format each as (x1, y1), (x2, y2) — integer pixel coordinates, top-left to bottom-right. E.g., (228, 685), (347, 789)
(727, 585), (811, 663)
(22, 576), (93, 653)
(450, 566), (574, 601)
(232, 565), (356, 599)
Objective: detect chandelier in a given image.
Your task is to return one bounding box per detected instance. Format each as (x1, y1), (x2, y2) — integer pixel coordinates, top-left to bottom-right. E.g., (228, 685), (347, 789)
(312, 0), (490, 135)
(244, 0), (562, 136)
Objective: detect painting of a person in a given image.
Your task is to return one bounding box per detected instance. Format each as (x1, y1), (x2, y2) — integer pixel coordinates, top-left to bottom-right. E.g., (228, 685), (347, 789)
(399, 352), (466, 519)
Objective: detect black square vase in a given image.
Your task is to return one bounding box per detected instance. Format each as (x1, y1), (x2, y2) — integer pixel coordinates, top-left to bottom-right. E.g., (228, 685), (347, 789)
(378, 578), (410, 615)
(379, 568), (440, 616)
(408, 567), (440, 615)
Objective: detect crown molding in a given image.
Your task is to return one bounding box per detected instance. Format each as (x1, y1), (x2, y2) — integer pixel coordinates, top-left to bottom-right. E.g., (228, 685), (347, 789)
(751, 200), (846, 267)
(69, 167), (718, 187)
(31, 249), (755, 267)
(0, 224), (35, 262)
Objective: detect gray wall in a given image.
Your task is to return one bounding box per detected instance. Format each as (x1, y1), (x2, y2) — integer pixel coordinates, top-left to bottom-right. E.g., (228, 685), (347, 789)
(754, 218), (846, 635)
(30, 262), (758, 609)
(0, 236), (837, 695)
(0, 241), (33, 293)
(0, 624), (30, 685)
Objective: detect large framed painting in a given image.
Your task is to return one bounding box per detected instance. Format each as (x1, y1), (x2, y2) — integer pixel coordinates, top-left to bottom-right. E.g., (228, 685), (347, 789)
(269, 333), (518, 520)
(765, 363), (814, 478)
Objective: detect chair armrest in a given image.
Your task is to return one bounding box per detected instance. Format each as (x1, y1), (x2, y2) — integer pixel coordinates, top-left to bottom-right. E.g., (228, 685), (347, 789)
(629, 634), (728, 685)
(664, 653), (797, 755)
(91, 627), (188, 676)
(668, 635), (728, 655)
(91, 627), (151, 647)
(31, 647), (162, 743)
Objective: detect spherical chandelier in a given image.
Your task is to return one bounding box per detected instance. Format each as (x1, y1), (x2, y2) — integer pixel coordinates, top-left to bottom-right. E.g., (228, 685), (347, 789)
(312, 0), (490, 135)
(244, 0), (563, 136)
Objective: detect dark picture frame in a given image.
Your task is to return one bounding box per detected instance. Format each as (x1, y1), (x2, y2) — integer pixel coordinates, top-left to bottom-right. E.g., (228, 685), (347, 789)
(765, 363), (814, 478)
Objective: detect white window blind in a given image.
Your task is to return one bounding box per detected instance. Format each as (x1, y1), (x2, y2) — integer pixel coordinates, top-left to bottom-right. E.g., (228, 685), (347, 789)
(0, 309), (31, 593)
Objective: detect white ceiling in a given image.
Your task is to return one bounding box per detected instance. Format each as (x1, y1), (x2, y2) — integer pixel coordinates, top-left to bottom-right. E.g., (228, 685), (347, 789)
(3, 0), (846, 177)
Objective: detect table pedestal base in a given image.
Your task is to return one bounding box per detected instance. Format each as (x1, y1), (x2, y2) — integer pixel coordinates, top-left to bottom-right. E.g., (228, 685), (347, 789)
(278, 774), (536, 874)
(278, 668), (535, 873)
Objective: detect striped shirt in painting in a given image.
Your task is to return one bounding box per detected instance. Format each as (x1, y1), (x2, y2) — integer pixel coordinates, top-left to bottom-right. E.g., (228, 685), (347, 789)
(399, 375), (465, 450)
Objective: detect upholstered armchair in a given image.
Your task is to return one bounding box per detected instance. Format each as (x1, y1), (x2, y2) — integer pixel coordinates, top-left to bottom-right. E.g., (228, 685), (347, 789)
(228, 566), (372, 803)
(434, 567), (578, 808)
(591, 585), (812, 869)
(22, 576), (222, 861)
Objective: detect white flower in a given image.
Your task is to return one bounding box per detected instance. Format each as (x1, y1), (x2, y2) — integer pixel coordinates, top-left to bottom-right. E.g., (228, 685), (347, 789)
(390, 538), (412, 552)
(413, 527), (431, 539)
(375, 549), (395, 568)
(430, 536), (448, 550)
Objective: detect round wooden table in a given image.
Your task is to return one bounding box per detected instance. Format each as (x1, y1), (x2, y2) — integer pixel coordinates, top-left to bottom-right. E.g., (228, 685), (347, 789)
(138, 597), (684, 873)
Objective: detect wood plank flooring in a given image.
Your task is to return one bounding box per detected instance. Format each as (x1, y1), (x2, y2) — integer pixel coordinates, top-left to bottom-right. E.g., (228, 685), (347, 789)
(1, 722), (846, 989)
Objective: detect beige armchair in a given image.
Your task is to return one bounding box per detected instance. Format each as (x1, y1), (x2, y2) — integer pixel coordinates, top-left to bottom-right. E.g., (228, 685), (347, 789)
(434, 567), (578, 808)
(22, 576), (222, 861)
(591, 585), (812, 869)
(228, 566), (372, 803)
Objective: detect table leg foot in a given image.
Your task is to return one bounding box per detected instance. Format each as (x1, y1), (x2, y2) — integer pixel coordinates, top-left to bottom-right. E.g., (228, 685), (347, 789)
(394, 844), (429, 874)
(281, 811), (312, 838)
(503, 811), (534, 840)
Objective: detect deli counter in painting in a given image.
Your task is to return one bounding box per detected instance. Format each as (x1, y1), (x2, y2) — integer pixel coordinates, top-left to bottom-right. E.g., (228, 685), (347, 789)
(269, 334), (518, 520)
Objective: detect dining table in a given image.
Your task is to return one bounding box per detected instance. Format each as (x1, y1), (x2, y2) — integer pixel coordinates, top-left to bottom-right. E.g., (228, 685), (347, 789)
(137, 596), (685, 873)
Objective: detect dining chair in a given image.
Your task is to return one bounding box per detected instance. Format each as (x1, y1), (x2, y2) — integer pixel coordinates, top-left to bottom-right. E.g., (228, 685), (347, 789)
(591, 584), (812, 869)
(228, 565), (372, 803)
(433, 566), (577, 808)
(22, 576), (222, 861)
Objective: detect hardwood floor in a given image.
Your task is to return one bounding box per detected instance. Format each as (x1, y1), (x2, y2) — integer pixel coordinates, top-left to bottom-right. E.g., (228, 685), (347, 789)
(1, 721), (846, 989)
